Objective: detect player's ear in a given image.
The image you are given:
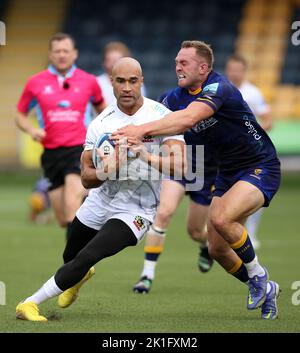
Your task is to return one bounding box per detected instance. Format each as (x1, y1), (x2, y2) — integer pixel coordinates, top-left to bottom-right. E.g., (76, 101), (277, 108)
(140, 76), (144, 85)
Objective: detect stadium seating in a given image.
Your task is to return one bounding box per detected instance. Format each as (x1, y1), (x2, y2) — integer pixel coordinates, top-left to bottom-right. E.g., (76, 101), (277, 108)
(64, 0), (245, 99)
(236, 0), (300, 119)
(64, 0), (299, 118)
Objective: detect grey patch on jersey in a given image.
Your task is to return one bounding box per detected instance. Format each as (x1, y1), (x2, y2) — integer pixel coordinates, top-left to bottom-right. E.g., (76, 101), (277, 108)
(191, 117), (218, 133)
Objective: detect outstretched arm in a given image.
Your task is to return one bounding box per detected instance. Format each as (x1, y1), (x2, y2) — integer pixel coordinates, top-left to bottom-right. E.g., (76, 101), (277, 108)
(112, 101), (214, 140)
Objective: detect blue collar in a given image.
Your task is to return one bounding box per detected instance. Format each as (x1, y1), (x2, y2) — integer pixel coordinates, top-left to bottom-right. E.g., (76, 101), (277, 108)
(48, 64), (77, 79)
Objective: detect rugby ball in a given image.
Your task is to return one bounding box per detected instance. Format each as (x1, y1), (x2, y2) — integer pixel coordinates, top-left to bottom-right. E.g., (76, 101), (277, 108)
(92, 133), (137, 168)
(92, 133), (115, 168)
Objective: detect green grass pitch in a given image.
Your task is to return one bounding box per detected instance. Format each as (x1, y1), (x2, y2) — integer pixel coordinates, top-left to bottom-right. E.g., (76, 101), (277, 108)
(0, 172), (299, 333)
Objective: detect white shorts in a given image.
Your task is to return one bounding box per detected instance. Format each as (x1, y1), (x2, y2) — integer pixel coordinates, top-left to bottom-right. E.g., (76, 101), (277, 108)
(76, 197), (151, 242)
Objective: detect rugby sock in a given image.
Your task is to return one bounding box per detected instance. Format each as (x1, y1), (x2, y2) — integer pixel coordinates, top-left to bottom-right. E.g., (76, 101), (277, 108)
(24, 276), (63, 305)
(66, 222), (72, 242)
(141, 246), (164, 280)
(231, 228), (255, 262)
(140, 225), (166, 280)
(228, 258), (249, 283)
(231, 228), (265, 278)
(244, 256), (265, 278)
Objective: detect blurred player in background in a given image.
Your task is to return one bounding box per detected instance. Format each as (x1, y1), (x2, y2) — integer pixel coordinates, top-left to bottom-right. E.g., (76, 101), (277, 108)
(115, 41), (281, 319)
(16, 57), (185, 322)
(97, 41), (147, 104)
(29, 177), (52, 224)
(16, 33), (106, 241)
(133, 89), (216, 294)
(225, 54), (273, 249)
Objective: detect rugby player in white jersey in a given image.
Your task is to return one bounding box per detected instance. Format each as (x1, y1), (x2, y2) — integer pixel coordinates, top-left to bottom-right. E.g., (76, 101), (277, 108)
(225, 54), (273, 250)
(16, 57), (185, 322)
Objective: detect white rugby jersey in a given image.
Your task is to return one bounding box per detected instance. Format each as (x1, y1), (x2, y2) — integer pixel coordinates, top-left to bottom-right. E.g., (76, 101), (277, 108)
(239, 81), (270, 117)
(84, 97), (184, 222)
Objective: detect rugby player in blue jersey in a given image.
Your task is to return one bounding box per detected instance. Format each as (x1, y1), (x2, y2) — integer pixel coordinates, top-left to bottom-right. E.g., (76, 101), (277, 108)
(114, 41), (281, 319)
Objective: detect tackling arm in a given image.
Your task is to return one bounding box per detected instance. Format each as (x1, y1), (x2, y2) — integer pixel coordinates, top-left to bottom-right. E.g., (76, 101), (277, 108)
(113, 102), (214, 140)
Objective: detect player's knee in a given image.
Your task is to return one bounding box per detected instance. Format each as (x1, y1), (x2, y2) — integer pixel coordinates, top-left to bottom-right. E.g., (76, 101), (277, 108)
(157, 207), (175, 225)
(210, 212), (229, 235)
(187, 225), (205, 242)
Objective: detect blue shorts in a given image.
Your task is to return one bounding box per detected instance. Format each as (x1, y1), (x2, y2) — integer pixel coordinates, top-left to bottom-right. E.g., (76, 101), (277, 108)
(175, 172), (216, 206)
(213, 160), (281, 207)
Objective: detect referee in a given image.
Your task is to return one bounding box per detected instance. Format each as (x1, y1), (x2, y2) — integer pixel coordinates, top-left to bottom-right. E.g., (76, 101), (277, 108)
(16, 33), (106, 240)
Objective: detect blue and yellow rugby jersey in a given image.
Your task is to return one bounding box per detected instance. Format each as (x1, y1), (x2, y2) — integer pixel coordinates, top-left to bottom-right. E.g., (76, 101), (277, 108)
(189, 71), (279, 172)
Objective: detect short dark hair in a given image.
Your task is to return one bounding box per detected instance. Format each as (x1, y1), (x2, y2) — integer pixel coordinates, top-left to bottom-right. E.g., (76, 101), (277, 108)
(226, 54), (247, 68)
(49, 33), (76, 50)
(103, 41), (131, 61)
(181, 40), (214, 69)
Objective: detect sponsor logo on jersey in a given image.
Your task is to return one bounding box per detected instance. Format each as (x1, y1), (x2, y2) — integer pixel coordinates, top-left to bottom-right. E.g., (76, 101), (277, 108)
(250, 168), (263, 179)
(191, 117), (218, 133)
(254, 168), (262, 175)
(42, 85), (54, 95)
(202, 83), (219, 94)
(58, 100), (71, 108)
(133, 216), (146, 231)
(154, 104), (167, 115)
(244, 118), (262, 140)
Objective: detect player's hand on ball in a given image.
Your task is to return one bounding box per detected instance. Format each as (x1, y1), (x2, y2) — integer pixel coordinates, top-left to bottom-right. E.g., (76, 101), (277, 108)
(113, 138), (128, 167)
(127, 137), (149, 161)
(96, 141), (126, 175)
